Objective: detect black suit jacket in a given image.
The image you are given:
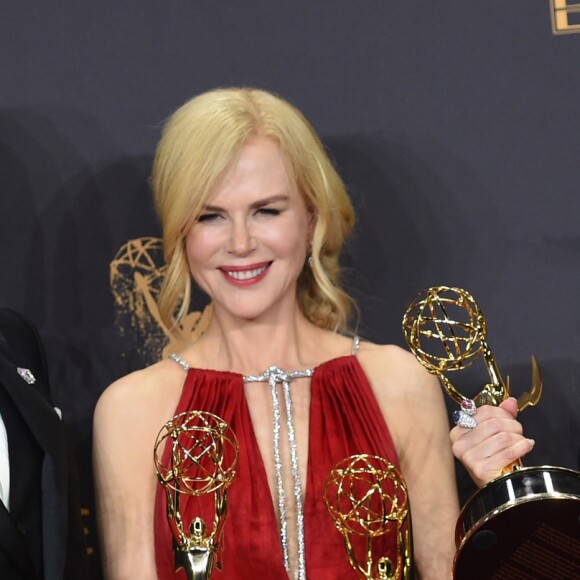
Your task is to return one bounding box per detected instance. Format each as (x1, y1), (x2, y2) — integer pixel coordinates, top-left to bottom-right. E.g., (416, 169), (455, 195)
(0, 308), (86, 579)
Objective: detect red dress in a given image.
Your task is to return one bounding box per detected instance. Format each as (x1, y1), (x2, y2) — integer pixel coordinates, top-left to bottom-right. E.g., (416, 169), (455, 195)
(154, 354), (404, 579)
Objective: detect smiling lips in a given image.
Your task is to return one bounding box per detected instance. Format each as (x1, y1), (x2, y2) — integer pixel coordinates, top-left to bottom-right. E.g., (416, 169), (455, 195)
(220, 262), (271, 286)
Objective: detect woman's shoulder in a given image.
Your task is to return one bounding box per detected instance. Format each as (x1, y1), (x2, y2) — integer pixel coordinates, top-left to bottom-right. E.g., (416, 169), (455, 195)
(357, 340), (420, 370)
(356, 340), (440, 397)
(94, 358), (185, 429)
(97, 358), (181, 403)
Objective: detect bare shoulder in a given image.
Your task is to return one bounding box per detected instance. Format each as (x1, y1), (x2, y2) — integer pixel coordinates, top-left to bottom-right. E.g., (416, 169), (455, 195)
(357, 341), (440, 398)
(357, 341), (418, 370)
(94, 359), (185, 435)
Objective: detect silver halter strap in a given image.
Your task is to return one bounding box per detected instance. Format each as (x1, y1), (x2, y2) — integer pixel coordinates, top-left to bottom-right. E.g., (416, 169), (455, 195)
(244, 365), (313, 580)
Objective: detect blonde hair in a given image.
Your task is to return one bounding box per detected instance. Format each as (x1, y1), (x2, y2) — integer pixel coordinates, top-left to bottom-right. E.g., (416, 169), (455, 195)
(152, 87), (356, 336)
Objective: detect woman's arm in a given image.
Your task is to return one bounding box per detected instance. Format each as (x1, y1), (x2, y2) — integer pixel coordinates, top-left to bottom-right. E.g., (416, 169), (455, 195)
(93, 370), (175, 579)
(363, 345), (459, 579)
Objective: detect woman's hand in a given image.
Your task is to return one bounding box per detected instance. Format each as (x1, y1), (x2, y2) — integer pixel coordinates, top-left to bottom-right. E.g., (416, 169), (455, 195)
(450, 397), (535, 488)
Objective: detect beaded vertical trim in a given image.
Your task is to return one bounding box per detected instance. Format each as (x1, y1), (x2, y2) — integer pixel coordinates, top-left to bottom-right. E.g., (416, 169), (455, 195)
(268, 373), (289, 571)
(281, 379), (306, 580)
(244, 366), (313, 580)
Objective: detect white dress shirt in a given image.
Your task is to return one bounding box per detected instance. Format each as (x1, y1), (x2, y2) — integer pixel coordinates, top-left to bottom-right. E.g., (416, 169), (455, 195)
(0, 410), (10, 510)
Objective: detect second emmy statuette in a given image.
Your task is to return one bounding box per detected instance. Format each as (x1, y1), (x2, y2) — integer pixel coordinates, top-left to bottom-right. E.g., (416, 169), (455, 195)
(154, 411), (239, 580)
(324, 454), (412, 579)
(403, 286), (580, 579)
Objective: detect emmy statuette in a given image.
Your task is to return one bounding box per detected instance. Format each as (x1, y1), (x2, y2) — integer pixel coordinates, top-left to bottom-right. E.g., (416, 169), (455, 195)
(403, 286), (580, 578)
(154, 411), (239, 580)
(324, 454), (413, 579)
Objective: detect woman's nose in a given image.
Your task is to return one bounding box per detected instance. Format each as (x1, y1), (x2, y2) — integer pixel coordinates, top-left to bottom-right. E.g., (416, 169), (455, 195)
(227, 220), (256, 255)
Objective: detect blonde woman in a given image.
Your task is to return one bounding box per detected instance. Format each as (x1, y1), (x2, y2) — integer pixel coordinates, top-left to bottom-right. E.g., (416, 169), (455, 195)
(94, 88), (532, 579)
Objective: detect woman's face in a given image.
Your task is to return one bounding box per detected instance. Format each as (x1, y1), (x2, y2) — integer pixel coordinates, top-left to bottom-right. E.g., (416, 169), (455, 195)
(185, 136), (313, 322)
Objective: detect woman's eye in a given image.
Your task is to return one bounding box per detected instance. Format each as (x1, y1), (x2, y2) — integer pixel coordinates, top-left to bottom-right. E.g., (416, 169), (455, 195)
(256, 207), (281, 216)
(197, 213), (221, 223)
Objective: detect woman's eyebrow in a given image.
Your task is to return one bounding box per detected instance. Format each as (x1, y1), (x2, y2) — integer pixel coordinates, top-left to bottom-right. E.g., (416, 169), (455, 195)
(250, 194), (289, 209)
(202, 194), (290, 213)
(199, 204), (224, 213)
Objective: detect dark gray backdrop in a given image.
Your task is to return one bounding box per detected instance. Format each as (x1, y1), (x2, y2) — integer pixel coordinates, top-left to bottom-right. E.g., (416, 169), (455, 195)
(1, 2), (579, 575)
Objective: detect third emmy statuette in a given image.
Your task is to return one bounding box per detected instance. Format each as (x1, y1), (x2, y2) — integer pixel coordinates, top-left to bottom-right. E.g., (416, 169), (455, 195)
(403, 286), (580, 578)
(324, 454), (412, 579)
(154, 411), (239, 580)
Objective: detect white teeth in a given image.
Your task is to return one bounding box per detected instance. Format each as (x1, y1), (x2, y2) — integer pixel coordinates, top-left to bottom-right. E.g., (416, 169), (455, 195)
(226, 265), (267, 281)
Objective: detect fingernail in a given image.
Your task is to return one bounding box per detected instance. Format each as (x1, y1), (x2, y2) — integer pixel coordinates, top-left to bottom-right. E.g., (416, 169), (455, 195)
(528, 439), (535, 446)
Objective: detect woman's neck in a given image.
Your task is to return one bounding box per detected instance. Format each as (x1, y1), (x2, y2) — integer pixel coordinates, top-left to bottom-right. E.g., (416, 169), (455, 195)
(191, 304), (329, 375)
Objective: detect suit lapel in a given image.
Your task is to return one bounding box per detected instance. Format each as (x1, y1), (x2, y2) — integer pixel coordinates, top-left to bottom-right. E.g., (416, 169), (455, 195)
(0, 355), (61, 451)
(0, 354), (68, 580)
(0, 500), (40, 579)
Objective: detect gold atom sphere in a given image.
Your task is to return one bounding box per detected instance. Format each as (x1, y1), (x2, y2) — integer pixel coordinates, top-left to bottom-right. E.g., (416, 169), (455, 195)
(154, 411), (239, 496)
(402, 286), (487, 373)
(324, 455), (409, 537)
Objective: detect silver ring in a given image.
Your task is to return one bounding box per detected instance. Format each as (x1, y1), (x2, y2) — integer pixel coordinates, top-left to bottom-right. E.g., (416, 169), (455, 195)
(453, 399), (478, 429)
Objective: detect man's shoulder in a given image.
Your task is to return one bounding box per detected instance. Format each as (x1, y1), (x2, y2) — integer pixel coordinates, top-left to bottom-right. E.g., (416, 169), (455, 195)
(0, 308), (50, 398)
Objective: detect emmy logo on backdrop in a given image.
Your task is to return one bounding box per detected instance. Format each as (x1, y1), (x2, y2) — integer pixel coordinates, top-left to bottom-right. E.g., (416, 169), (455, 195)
(154, 411), (239, 580)
(403, 286), (580, 578)
(110, 237), (212, 364)
(323, 454), (412, 579)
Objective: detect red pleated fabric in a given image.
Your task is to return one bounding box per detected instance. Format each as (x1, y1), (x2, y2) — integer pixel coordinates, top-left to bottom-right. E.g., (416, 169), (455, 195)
(154, 355), (403, 579)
